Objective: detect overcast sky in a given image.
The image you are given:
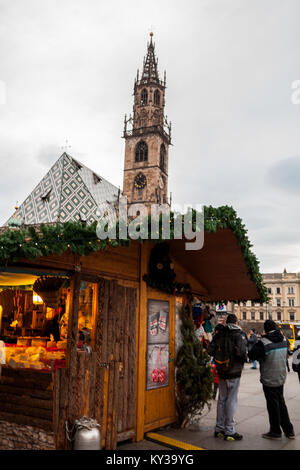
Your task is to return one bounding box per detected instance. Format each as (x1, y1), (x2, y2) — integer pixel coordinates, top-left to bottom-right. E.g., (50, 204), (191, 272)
(0, 0), (300, 273)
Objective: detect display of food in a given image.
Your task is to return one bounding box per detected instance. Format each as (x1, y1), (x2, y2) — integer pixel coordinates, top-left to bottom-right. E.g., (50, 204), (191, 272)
(0, 284), (70, 372)
(17, 337), (32, 347)
(5, 346), (47, 370)
(4, 344), (66, 371)
(31, 337), (48, 348)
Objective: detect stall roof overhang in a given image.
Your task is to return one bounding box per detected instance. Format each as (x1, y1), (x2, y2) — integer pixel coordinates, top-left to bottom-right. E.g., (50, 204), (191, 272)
(0, 267), (69, 287)
(168, 228), (262, 302)
(0, 215), (265, 301)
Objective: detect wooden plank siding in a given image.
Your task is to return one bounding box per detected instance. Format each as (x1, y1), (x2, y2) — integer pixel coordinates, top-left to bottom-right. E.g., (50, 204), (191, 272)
(0, 368), (53, 431)
(52, 278), (137, 450)
(95, 279), (137, 449)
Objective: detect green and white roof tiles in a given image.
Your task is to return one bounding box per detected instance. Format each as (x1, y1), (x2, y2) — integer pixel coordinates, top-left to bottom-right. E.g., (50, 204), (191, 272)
(5, 153), (119, 227)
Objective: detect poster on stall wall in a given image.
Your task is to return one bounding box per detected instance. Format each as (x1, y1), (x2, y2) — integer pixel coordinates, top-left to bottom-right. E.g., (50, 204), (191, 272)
(146, 299), (169, 390)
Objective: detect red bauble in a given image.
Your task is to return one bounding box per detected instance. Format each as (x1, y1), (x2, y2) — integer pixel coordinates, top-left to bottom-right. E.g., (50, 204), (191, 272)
(151, 368), (159, 383)
(158, 367), (166, 384)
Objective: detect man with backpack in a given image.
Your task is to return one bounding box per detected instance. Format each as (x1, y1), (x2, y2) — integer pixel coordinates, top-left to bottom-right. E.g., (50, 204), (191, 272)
(207, 313), (247, 441)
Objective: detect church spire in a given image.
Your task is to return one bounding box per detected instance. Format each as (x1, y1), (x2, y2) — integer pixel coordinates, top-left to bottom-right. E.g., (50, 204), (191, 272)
(140, 33), (161, 85)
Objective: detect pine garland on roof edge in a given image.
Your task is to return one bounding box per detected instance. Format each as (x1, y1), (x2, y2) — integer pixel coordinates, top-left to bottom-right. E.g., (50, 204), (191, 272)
(0, 205), (268, 303)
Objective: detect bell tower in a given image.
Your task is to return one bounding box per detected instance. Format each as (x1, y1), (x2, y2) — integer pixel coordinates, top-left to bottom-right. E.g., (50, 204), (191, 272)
(122, 33), (171, 208)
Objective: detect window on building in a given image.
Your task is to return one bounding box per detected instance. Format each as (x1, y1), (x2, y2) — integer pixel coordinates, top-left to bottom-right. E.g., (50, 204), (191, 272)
(267, 288), (272, 294)
(289, 298), (295, 307)
(141, 88), (148, 105)
(154, 89), (160, 106)
(135, 140), (148, 162)
(251, 311), (255, 320)
(160, 144), (166, 171)
(260, 311), (264, 321)
(277, 311), (281, 321)
(288, 287), (294, 294)
(277, 299), (281, 307)
(276, 287), (281, 294)
(242, 311), (247, 320)
(290, 312), (295, 321)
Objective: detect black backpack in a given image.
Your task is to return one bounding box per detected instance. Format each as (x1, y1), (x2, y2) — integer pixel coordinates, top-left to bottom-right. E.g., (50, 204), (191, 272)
(214, 328), (235, 373)
(292, 343), (300, 372)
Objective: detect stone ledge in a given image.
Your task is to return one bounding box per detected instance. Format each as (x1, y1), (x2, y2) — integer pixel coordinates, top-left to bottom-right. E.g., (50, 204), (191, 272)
(0, 420), (55, 450)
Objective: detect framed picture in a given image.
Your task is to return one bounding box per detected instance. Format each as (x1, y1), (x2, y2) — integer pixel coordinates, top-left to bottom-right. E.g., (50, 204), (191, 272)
(146, 343), (169, 390)
(146, 299), (170, 390)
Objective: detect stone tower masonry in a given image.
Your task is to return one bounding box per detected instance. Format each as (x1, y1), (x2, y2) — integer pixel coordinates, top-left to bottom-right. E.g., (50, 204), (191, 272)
(122, 33), (172, 209)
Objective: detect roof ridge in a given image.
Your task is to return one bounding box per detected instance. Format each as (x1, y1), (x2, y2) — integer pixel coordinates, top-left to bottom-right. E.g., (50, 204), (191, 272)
(57, 153), (66, 222)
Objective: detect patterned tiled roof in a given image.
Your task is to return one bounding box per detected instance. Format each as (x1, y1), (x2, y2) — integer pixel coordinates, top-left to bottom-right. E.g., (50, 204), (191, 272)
(4, 153), (120, 226)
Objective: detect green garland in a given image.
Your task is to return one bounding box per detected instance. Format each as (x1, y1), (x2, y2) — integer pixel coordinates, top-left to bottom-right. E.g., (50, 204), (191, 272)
(0, 205), (268, 302)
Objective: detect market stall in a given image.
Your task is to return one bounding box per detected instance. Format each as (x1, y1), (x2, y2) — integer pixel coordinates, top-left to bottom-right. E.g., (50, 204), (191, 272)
(0, 209), (267, 450)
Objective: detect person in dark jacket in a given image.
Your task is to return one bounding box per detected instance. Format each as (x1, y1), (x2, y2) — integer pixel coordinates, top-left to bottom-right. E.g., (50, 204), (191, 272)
(248, 319), (295, 440)
(207, 313), (247, 441)
(41, 308), (61, 342)
(248, 329), (258, 369)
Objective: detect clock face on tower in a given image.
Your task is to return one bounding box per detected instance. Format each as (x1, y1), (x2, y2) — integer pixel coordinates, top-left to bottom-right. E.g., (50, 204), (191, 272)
(134, 172), (147, 190)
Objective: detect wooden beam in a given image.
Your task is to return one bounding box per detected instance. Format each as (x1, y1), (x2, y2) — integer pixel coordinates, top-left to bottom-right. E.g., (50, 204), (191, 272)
(66, 270), (81, 424)
(136, 241), (149, 442)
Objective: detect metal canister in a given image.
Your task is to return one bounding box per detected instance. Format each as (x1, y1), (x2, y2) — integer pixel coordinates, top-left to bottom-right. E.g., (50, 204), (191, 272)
(67, 417), (101, 450)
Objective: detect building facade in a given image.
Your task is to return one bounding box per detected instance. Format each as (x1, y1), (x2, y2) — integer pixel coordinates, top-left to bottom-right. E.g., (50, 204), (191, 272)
(233, 270), (300, 324)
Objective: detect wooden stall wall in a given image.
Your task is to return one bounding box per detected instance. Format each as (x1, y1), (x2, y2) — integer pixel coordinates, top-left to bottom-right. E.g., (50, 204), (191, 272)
(53, 277), (137, 450)
(0, 368), (53, 431)
(95, 279), (137, 447)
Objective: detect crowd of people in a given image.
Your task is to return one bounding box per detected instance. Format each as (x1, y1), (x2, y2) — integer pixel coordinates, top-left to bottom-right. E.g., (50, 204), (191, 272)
(193, 306), (299, 442)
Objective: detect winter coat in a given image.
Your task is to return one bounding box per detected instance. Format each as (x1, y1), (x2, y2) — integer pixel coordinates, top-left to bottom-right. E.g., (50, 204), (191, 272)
(241, 330), (249, 347)
(207, 324), (247, 380)
(248, 329), (287, 387)
(292, 338), (300, 372)
(248, 333), (258, 352)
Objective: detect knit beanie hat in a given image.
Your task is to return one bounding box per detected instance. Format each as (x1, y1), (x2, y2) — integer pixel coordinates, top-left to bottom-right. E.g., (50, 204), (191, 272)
(264, 319), (278, 333)
(226, 313), (238, 324)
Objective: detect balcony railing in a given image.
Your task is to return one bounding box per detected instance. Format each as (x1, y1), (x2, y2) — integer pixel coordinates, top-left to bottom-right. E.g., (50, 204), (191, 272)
(123, 125), (171, 144)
